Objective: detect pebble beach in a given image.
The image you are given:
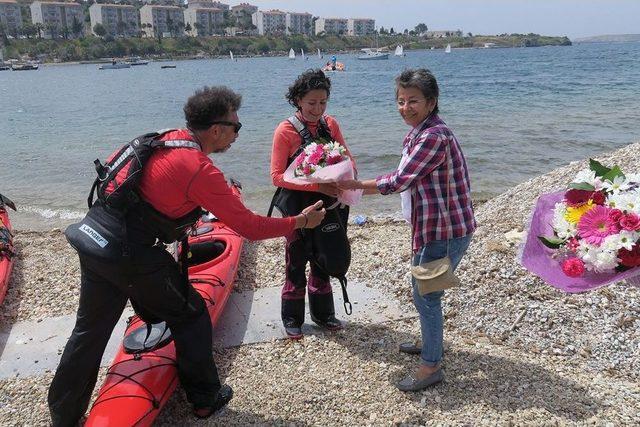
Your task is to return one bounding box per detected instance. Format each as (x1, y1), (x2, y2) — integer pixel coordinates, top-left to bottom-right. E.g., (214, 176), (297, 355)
(1, 143), (639, 425)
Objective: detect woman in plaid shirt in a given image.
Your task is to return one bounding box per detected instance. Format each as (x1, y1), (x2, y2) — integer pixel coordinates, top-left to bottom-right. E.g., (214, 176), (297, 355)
(339, 68), (476, 391)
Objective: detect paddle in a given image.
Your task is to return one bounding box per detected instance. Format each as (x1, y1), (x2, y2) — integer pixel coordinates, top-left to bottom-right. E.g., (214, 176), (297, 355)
(0, 193), (16, 211)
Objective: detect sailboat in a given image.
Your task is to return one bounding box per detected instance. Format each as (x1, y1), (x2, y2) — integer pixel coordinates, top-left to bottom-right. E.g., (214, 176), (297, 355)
(445, 44), (451, 53)
(317, 48), (322, 59)
(357, 33), (389, 60)
(301, 48), (307, 61)
(229, 50), (235, 61)
(288, 48), (295, 60)
(394, 45), (405, 57)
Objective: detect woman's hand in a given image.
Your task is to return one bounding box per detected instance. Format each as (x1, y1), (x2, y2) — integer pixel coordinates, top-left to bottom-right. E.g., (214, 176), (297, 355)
(317, 182), (339, 197)
(337, 180), (362, 190)
(296, 200), (326, 229)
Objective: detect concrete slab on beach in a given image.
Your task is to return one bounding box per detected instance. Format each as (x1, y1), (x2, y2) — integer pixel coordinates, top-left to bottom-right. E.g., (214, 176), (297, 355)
(0, 281), (411, 379)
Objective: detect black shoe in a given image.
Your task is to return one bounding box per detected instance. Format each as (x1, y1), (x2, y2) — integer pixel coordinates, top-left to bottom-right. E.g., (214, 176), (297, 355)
(193, 384), (233, 419)
(399, 342), (422, 355)
(282, 298), (305, 339)
(311, 314), (343, 331)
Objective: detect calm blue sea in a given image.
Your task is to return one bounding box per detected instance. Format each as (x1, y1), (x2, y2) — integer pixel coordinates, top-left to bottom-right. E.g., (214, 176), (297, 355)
(1, 42), (639, 230)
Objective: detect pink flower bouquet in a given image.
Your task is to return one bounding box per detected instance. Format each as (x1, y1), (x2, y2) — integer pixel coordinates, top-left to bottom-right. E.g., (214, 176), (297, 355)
(522, 159), (640, 292)
(283, 138), (361, 206)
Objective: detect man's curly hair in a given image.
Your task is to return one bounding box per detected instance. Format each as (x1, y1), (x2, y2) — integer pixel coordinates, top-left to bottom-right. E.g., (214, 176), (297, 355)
(184, 86), (242, 131)
(286, 69), (331, 109)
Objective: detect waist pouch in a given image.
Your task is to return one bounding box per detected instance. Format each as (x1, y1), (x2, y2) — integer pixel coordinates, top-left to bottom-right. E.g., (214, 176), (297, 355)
(65, 202), (126, 261)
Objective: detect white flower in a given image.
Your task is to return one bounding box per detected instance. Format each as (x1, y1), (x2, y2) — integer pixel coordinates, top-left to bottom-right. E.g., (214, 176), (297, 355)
(606, 190), (640, 214)
(602, 231), (639, 252)
(577, 242), (618, 272)
(602, 175), (631, 194)
(572, 169), (597, 187)
(551, 202), (577, 239)
(626, 173), (640, 184)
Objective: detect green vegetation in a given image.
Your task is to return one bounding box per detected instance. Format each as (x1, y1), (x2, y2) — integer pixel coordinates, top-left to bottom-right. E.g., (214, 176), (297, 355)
(0, 33), (571, 63)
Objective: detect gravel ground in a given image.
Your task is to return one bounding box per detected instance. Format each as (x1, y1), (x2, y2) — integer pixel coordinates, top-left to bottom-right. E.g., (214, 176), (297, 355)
(1, 142), (639, 425)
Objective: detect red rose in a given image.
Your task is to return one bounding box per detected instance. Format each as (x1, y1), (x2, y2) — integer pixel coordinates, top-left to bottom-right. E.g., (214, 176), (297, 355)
(562, 258), (585, 277)
(618, 244), (640, 268)
(609, 209), (623, 223)
(619, 213), (640, 231)
(565, 189), (592, 207)
(591, 191), (606, 205)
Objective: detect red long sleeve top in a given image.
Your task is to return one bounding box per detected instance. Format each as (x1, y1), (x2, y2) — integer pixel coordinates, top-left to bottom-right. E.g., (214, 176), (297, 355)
(138, 129), (295, 241)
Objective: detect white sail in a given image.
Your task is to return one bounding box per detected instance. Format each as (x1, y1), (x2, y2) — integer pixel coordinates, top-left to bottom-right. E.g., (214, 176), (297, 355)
(445, 44), (451, 53)
(289, 48), (295, 60)
(317, 48), (322, 59)
(394, 45), (404, 56)
(229, 50), (234, 61)
(301, 48), (305, 60)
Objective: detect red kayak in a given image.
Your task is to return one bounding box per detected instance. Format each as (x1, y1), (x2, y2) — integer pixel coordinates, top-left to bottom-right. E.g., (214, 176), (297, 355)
(0, 194), (16, 305)
(85, 183), (244, 426)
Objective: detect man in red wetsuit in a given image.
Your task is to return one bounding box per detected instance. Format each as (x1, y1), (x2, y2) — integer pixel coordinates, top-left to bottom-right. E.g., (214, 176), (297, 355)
(48, 86), (326, 426)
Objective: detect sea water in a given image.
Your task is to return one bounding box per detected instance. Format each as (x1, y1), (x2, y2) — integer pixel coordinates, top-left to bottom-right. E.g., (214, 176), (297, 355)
(1, 42), (639, 230)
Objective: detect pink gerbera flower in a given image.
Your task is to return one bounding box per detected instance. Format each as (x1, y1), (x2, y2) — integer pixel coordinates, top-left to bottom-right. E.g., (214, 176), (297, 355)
(577, 205), (619, 245)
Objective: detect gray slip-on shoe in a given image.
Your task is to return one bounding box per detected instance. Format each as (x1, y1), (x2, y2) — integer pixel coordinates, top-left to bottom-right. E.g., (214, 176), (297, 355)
(398, 342), (422, 355)
(396, 369), (444, 392)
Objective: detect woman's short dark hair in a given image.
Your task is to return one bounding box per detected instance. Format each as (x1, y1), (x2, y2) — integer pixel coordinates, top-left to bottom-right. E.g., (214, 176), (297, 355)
(184, 86), (242, 131)
(395, 68), (439, 115)
(286, 69), (331, 109)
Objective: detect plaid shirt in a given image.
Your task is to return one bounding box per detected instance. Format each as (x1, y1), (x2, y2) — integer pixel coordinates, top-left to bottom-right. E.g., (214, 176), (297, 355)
(376, 114), (476, 251)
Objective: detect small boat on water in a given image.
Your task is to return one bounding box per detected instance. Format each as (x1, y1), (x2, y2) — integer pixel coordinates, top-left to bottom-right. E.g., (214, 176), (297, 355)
(161, 65), (176, 69)
(357, 48), (389, 60)
(288, 48), (295, 60)
(317, 48), (323, 59)
(128, 57), (149, 66)
(0, 193), (16, 306)
(84, 182), (245, 426)
(0, 64), (9, 71)
(394, 45), (405, 57)
(229, 50), (236, 61)
(445, 44), (452, 53)
(99, 61), (131, 70)
(11, 62), (39, 71)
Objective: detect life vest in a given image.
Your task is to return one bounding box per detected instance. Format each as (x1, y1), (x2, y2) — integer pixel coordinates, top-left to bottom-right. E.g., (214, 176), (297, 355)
(268, 116), (353, 314)
(65, 130), (204, 262)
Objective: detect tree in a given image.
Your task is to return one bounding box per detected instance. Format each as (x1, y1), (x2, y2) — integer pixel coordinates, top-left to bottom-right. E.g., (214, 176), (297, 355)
(71, 16), (83, 38)
(46, 22), (59, 39)
(20, 23), (37, 39)
(390, 27), (395, 35)
(414, 23), (428, 34)
(93, 23), (107, 37)
(34, 23), (44, 39)
(185, 22), (193, 36)
(467, 32), (473, 37)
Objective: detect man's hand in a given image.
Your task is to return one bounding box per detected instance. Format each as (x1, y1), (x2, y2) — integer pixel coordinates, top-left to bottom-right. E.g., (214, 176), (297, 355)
(317, 183), (339, 198)
(298, 200), (326, 229)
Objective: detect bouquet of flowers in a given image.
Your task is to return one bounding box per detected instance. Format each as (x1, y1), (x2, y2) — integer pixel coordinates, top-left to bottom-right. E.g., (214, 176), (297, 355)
(521, 159), (640, 292)
(283, 138), (361, 206)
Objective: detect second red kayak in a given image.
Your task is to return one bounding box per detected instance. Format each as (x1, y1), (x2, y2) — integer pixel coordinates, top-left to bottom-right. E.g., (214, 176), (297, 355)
(0, 195), (16, 305)
(85, 184), (244, 426)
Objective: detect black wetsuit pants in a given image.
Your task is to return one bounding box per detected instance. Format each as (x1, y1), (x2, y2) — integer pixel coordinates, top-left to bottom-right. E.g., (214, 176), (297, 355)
(48, 245), (220, 427)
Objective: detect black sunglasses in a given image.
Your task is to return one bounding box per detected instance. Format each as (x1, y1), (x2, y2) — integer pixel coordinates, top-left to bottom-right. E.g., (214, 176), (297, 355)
(210, 120), (242, 133)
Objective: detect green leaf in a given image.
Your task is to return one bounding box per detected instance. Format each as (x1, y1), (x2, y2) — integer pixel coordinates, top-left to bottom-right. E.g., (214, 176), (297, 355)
(589, 158), (611, 177)
(568, 182), (595, 191)
(538, 236), (565, 249)
(602, 166), (625, 182)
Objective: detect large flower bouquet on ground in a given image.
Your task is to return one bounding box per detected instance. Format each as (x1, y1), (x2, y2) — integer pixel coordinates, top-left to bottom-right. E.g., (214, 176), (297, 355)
(283, 138), (361, 206)
(521, 159), (640, 292)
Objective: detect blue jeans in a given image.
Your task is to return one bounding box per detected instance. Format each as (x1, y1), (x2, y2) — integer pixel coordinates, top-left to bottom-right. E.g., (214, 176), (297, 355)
(412, 233), (473, 367)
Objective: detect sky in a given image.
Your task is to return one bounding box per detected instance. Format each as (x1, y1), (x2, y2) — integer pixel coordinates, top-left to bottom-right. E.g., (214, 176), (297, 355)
(246, 0), (640, 39)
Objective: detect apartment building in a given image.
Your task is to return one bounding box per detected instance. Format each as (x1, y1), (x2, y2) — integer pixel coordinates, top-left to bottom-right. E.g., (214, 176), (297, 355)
(231, 3), (257, 19)
(347, 18), (375, 36)
(314, 17), (348, 35)
(184, 6), (224, 36)
(252, 9), (286, 35)
(188, 1), (229, 10)
(89, 3), (140, 37)
(0, 0), (22, 35)
(140, 4), (184, 38)
(30, 1), (83, 38)
(285, 11), (312, 36)
(141, 0), (182, 6)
